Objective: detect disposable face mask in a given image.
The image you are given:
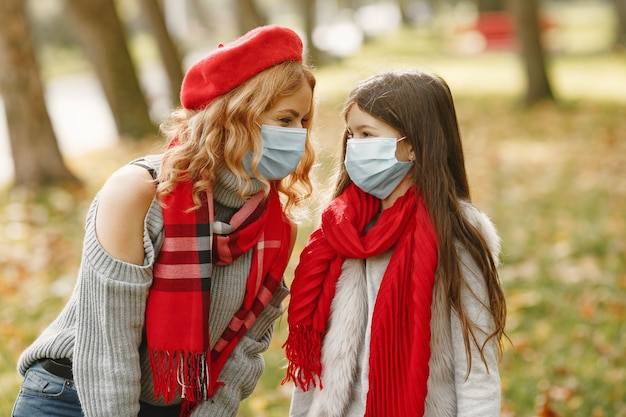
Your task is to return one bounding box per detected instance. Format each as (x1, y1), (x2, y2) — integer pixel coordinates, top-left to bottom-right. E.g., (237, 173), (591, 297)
(344, 137), (413, 199)
(244, 124), (307, 180)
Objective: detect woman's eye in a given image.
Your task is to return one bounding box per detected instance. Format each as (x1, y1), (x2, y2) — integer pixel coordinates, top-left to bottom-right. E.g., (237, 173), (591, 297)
(279, 118), (292, 124)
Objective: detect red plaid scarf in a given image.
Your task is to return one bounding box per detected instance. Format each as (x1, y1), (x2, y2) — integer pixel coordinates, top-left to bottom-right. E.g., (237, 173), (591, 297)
(283, 184), (438, 417)
(146, 180), (292, 415)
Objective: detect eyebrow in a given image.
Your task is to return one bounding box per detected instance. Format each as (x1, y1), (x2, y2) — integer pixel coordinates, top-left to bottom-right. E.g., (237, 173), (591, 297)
(277, 109), (302, 117)
(349, 123), (378, 131)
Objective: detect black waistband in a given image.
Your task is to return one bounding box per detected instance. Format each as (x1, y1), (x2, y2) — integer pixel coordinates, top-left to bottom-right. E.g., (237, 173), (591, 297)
(40, 358), (73, 380)
(139, 400), (182, 417)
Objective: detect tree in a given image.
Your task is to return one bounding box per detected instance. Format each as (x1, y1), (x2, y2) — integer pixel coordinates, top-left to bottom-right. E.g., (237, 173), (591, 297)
(477, 0), (506, 12)
(0, 0), (81, 189)
(614, 0), (626, 49)
(139, 0), (185, 107)
(509, 0), (554, 104)
(234, 0), (266, 34)
(64, 0), (157, 139)
(302, 0), (329, 66)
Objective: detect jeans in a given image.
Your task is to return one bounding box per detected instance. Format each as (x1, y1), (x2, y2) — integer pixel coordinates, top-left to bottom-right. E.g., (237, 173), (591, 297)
(12, 361), (181, 417)
(12, 361), (83, 417)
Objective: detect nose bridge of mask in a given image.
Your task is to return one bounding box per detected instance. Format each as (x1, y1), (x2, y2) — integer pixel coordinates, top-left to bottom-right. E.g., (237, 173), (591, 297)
(344, 137), (413, 199)
(261, 124), (307, 152)
(346, 137), (399, 160)
(244, 124), (307, 180)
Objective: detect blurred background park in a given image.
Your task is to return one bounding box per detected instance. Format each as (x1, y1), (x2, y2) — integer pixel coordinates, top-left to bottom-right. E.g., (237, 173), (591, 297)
(0, 0), (625, 416)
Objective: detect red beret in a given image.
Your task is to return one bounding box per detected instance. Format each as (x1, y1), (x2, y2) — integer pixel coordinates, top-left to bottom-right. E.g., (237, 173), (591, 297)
(180, 25), (304, 110)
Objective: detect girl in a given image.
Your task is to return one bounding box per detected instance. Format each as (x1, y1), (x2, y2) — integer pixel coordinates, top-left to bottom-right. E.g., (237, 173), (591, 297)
(13, 25), (315, 417)
(284, 70), (506, 417)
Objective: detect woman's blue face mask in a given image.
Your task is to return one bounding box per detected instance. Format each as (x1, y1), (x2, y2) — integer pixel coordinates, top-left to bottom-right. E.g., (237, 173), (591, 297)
(244, 124), (307, 180)
(344, 137), (413, 199)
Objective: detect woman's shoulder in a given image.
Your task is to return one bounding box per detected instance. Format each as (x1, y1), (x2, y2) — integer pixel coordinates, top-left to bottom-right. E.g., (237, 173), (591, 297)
(101, 163), (157, 205)
(94, 161), (159, 264)
(458, 200), (501, 261)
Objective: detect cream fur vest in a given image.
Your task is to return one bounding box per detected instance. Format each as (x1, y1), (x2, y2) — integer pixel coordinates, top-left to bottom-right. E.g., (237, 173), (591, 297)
(296, 201), (501, 417)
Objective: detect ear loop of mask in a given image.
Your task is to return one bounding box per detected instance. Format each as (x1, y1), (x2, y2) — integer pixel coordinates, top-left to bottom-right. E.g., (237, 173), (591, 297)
(396, 136), (414, 162)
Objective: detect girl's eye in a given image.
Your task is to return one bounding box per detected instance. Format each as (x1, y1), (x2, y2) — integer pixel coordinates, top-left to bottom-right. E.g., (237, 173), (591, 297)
(279, 118), (292, 124)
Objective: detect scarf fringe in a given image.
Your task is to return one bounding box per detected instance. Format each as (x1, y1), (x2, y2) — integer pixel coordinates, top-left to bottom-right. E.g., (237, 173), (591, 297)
(282, 325), (323, 391)
(150, 349), (224, 404)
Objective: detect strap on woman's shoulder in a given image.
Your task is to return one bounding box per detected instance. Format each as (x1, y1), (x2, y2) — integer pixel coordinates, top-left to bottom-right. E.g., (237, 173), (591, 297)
(130, 157), (159, 183)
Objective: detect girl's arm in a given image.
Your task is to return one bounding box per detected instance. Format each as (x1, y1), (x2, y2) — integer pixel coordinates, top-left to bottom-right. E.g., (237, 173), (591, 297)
(453, 205), (502, 417)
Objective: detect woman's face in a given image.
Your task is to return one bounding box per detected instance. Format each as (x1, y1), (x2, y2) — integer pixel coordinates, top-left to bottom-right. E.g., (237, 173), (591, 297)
(259, 81), (313, 129)
(345, 104), (413, 162)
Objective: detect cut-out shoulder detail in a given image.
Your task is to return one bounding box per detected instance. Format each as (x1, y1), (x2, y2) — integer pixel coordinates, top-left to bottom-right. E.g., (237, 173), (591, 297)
(95, 164), (157, 265)
(130, 157), (159, 182)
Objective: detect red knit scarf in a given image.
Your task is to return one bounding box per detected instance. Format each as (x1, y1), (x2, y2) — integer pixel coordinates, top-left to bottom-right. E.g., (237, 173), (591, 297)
(283, 184), (438, 417)
(146, 181), (292, 415)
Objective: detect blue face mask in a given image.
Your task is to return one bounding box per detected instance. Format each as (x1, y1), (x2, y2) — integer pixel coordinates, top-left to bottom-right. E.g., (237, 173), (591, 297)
(244, 124), (307, 180)
(344, 137), (413, 199)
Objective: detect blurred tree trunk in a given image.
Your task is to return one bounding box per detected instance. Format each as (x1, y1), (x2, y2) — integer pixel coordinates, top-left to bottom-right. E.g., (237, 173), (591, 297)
(337, 0), (356, 8)
(188, 0), (215, 32)
(509, 0), (554, 104)
(234, 0), (266, 34)
(139, 0), (184, 107)
(397, 0), (412, 24)
(64, 0), (157, 139)
(302, 0), (328, 66)
(615, 0), (626, 49)
(0, 0), (81, 189)
(478, 0), (506, 12)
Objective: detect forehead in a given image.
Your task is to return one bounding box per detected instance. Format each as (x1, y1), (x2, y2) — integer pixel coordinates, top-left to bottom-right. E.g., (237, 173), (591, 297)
(346, 104), (387, 130)
(270, 82), (313, 114)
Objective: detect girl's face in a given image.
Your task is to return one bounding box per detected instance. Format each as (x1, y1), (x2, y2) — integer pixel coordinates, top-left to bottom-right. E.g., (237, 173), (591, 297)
(345, 104), (413, 162)
(259, 81), (313, 129)
(345, 104), (415, 208)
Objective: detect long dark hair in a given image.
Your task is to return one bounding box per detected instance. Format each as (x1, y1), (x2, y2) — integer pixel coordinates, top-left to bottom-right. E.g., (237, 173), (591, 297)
(334, 70), (506, 369)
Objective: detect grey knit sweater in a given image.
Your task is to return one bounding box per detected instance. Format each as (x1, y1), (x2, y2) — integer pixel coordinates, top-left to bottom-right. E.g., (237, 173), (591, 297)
(17, 154), (290, 417)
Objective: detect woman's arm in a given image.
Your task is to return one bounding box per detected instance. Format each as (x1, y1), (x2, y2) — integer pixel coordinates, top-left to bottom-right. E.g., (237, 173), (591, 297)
(74, 165), (158, 416)
(190, 280), (290, 416)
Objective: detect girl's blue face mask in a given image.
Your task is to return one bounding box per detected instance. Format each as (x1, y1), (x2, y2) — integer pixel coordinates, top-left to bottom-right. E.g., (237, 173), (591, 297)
(344, 137), (413, 199)
(244, 124), (307, 180)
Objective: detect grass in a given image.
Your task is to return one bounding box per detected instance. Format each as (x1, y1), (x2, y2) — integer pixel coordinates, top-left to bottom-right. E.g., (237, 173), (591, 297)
(2, 4), (625, 416)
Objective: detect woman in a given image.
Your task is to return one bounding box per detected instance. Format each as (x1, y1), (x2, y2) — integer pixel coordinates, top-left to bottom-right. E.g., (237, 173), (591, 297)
(284, 70), (506, 417)
(13, 25), (316, 417)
